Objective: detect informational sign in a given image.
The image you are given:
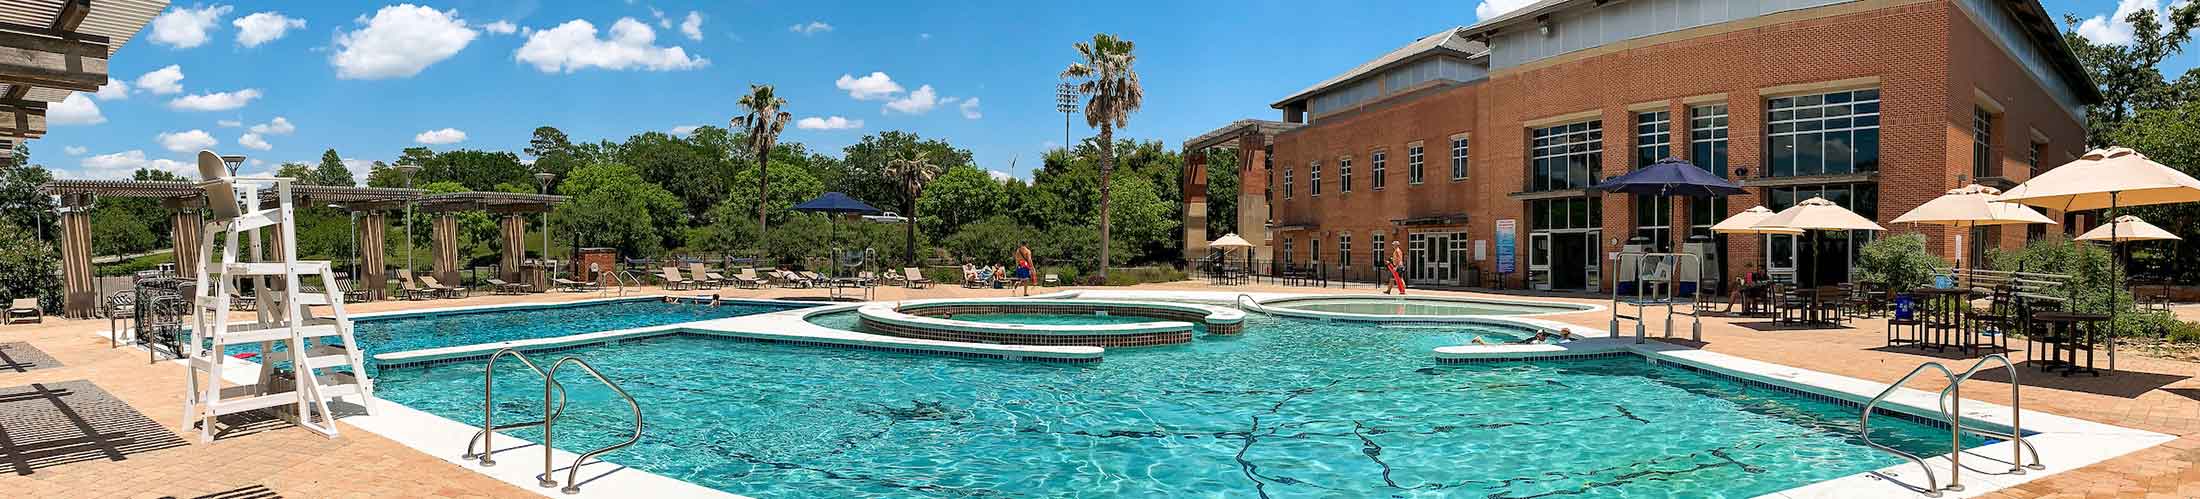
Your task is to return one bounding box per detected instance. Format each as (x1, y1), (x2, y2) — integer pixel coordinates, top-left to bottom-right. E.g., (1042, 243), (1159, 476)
(1494, 219), (1517, 274)
(1474, 240), (1487, 261)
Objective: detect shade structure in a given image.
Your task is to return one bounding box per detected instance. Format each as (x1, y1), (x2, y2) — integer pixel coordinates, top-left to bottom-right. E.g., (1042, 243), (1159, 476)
(1590, 157), (1746, 198)
(1711, 206), (1803, 235)
(1209, 233), (1254, 249)
(1754, 197), (1886, 232)
(792, 192), (883, 277)
(1892, 184), (2055, 227)
(1995, 147), (2200, 212)
(2078, 215), (2180, 243)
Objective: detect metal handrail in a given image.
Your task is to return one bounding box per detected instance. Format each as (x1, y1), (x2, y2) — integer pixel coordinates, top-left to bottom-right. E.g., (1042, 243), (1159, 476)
(1862, 361), (1958, 497)
(607, 271), (640, 297)
(543, 356), (644, 495)
(1935, 354), (2043, 473)
(1234, 293), (1260, 312)
(467, 349), (568, 475)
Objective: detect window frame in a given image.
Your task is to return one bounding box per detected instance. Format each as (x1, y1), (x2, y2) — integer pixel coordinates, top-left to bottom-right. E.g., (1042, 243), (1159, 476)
(1370, 149), (1389, 191)
(1407, 142), (1426, 185)
(1972, 106), (1996, 179)
(1337, 155), (1354, 193)
(1529, 120), (1603, 192)
(1281, 165), (1293, 200)
(1688, 103), (1730, 178)
(1766, 88), (1880, 177)
(1309, 160), (1322, 197)
(1449, 133), (1471, 180)
(1635, 110), (1672, 168)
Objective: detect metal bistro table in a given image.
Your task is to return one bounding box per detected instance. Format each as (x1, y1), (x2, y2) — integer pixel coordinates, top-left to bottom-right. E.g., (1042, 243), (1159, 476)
(2031, 311), (2107, 377)
(1909, 287), (1974, 353)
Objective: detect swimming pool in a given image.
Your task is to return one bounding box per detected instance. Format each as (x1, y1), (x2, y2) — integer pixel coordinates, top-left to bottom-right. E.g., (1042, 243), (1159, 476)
(1258, 295), (1590, 318)
(218, 299), (805, 371)
(376, 314), (1976, 498)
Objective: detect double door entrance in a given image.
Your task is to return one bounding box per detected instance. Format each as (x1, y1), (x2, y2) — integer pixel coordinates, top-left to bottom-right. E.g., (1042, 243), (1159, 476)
(1529, 230), (1602, 292)
(1406, 232), (1467, 286)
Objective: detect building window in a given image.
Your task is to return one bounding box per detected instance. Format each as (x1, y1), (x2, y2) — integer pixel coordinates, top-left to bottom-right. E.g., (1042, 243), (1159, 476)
(1529, 197), (1601, 231)
(1371, 150), (1388, 190)
(1767, 88), (1880, 177)
(1282, 238), (1294, 264)
(1309, 161), (1322, 196)
(1450, 134), (1470, 180)
(1371, 232), (1387, 271)
(1282, 166), (1293, 199)
(1530, 120), (1603, 191)
(1634, 195), (1674, 252)
(1689, 104), (1729, 178)
(2026, 140), (2045, 176)
(1407, 144), (1425, 184)
(1338, 156), (1354, 193)
(1688, 196), (1729, 239)
(1972, 106), (1995, 179)
(1338, 233), (1352, 267)
(1311, 237), (1322, 264)
(1635, 110), (1672, 167)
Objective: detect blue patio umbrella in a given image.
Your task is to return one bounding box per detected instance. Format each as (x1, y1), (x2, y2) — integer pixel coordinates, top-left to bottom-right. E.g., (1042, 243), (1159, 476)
(792, 192), (882, 276)
(1590, 157), (1746, 198)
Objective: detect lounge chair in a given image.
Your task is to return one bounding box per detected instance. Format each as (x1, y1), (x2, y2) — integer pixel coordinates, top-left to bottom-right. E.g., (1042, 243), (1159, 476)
(420, 276), (466, 298)
(797, 271), (830, 288)
(902, 267), (932, 289)
(774, 270), (815, 288)
(485, 278), (528, 294)
(552, 277), (593, 292)
(856, 271), (880, 288)
(6, 298), (40, 324)
(658, 267), (693, 290)
(965, 268), (996, 289)
(1043, 274), (1060, 286)
(689, 263), (725, 289)
(729, 268), (766, 289)
(877, 270), (906, 287)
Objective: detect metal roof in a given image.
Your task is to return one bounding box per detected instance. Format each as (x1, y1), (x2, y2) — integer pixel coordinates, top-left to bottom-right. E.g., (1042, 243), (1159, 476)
(0, 0), (167, 60)
(1270, 27), (1488, 109)
(1182, 119), (1301, 151)
(41, 179), (428, 204)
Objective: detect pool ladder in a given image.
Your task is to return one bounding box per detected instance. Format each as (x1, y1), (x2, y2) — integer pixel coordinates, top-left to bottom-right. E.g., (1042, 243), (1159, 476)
(461, 348), (644, 495)
(1859, 354), (2042, 497)
(606, 270), (641, 297)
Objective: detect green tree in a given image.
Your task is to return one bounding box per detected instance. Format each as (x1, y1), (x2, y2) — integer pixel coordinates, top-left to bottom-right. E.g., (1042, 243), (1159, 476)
(917, 165), (1008, 243)
(1203, 148), (1240, 237)
(0, 147), (55, 239)
(554, 163), (686, 256)
(838, 130), (975, 208)
(313, 150), (356, 186)
(731, 84), (791, 248)
(1061, 33), (1144, 277)
(275, 162), (314, 181)
(0, 221), (59, 313)
(942, 215), (1029, 266)
(525, 126), (580, 185)
(2103, 100), (2200, 277)
(89, 204), (156, 256)
(2063, 3), (2200, 144)
(883, 148), (943, 264)
(620, 131), (732, 218)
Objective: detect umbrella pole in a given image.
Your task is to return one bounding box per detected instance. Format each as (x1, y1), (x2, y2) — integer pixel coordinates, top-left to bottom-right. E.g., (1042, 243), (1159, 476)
(2109, 192), (2120, 372)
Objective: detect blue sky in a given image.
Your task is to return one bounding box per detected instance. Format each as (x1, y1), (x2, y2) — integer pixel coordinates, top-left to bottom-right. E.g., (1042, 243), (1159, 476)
(30, 1), (2169, 181)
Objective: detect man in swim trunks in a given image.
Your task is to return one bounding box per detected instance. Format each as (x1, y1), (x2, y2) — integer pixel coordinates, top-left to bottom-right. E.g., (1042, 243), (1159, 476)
(1385, 240), (1407, 295)
(1013, 242), (1036, 296)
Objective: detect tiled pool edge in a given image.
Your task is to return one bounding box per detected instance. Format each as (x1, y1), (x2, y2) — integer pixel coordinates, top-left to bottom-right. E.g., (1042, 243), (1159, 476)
(1434, 340), (2175, 499)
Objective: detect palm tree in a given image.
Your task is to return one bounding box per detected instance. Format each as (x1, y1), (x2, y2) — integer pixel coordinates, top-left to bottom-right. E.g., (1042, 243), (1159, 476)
(1062, 33), (1142, 278)
(883, 149), (942, 265)
(730, 84), (791, 250)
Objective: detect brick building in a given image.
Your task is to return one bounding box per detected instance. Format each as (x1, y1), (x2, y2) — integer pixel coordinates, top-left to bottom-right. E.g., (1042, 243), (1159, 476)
(1181, 0), (2096, 292)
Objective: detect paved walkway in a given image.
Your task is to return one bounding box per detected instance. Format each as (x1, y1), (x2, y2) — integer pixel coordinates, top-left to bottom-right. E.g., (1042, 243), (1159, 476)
(0, 281), (2193, 497)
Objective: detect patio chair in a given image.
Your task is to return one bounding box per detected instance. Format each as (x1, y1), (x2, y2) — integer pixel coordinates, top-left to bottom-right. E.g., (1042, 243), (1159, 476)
(658, 267), (694, 290)
(730, 268), (767, 289)
(1043, 274), (1061, 286)
(6, 297), (41, 324)
(857, 271), (881, 288)
(966, 268), (996, 289)
(902, 267), (932, 289)
(551, 277), (592, 292)
(770, 270), (811, 288)
(396, 270), (434, 300)
(797, 271), (830, 288)
(876, 269), (906, 287)
(689, 263), (725, 289)
(420, 276), (466, 299)
(485, 278), (528, 295)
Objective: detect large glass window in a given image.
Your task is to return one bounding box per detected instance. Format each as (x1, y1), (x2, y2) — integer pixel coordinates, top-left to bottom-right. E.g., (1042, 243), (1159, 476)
(1633, 195), (1674, 252)
(1450, 135), (1471, 180)
(1338, 156), (1353, 193)
(1767, 88), (1880, 177)
(1635, 110), (1672, 167)
(1371, 150), (1388, 190)
(1371, 232), (1387, 271)
(1338, 234), (1352, 267)
(1529, 197), (1601, 231)
(1688, 196), (1729, 239)
(1689, 104), (1729, 178)
(1309, 160), (1322, 196)
(1972, 106), (1995, 179)
(1282, 238), (1294, 264)
(1765, 183), (1879, 283)
(1312, 237), (1322, 264)
(1530, 120), (1603, 191)
(1408, 144), (1425, 184)
(2025, 140), (2045, 176)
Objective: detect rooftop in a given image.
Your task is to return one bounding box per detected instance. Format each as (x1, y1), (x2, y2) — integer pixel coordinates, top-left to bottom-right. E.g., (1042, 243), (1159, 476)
(1269, 27), (1488, 109)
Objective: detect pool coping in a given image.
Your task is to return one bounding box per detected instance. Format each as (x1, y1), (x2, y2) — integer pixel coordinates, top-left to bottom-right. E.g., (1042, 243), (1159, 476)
(1432, 338), (2175, 499)
(855, 298), (1244, 336)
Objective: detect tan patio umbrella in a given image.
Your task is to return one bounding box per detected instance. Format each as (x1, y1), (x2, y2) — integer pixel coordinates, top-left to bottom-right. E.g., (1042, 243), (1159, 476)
(1996, 147), (2200, 371)
(1209, 233), (1255, 250)
(2076, 215), (2180, 242)
(1710, 206), (1804, 235)
(1753, 197), (1886, 287)
(1892, 184), (2055, 279)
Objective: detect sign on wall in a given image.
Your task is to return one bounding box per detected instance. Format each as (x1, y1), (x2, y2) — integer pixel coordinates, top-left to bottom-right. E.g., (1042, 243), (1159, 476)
(1494, 219), (1516, 274)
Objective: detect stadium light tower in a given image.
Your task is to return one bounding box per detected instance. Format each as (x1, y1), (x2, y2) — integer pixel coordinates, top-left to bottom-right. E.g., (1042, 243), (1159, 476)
(1055, 82), (1079, 151)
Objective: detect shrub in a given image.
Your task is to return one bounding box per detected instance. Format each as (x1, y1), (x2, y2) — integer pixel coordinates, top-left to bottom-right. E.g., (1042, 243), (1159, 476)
(1100, 266), (1186, 286)
(1990, 234), (2156, 338)
(1855, 233), (1947, 291)
(0, 222), (60, 312)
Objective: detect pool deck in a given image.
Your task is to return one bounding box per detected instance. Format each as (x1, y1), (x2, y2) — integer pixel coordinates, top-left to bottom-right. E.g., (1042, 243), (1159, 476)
(1, 281), (2197, 498)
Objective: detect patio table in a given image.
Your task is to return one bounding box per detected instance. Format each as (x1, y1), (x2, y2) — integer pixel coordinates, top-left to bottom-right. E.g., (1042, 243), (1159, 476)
(1910, 287), (1973, 352)
(2031, 311), (2107, 377)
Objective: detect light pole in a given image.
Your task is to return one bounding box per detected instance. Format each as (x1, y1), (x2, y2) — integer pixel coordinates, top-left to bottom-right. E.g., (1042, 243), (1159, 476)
(1055, 83), (1078, 150)
(395, 164), (421, 274)
(535, 172), (556, 277)
(330, 204), (358, 279)
(220, 155), (246, 176)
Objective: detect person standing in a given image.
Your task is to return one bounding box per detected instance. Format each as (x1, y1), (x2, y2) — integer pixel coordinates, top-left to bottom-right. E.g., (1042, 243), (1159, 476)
(1385, 240), (1407, 295)
(1014, 242), (1036, 296)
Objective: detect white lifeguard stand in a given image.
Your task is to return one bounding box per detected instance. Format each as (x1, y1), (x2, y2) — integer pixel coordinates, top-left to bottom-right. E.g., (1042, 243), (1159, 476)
(182, 150), (376, 441)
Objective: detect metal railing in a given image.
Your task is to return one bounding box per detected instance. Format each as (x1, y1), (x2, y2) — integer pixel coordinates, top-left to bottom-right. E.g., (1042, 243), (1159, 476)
(465, 348), (643, 495)
(606, 270), (640, 297)
(1860, 355), (2038, 497)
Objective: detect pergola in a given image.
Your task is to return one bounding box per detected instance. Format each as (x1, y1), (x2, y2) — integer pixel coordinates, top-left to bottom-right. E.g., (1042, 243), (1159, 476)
(39, 179), (567, 317)
(1, 0), (166, 154)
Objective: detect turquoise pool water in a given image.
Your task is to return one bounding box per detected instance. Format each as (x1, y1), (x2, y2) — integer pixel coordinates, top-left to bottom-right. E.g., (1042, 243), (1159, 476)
(214, 299), (803, 371)
(1264, 296), (1584, 316)
(376, 314), (1977, 498)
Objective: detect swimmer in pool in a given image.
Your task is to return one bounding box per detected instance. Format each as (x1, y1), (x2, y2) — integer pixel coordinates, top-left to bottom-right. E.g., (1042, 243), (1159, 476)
(1472, 327), (1569, 345)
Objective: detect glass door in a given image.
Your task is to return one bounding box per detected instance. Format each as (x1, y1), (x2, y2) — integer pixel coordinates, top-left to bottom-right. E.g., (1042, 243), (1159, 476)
(1529, 232), (1552, 290)
(1766, 233), (1797, 283)
(1583, 229), (1602, 293)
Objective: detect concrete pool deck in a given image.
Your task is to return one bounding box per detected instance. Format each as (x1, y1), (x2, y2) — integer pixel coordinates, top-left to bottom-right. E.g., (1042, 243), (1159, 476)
(2, 281), (2197, 497)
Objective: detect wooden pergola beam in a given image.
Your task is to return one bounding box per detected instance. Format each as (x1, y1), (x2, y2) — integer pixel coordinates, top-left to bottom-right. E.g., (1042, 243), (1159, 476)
(52, 0), (92, 32)
(0, 23), (111, 94)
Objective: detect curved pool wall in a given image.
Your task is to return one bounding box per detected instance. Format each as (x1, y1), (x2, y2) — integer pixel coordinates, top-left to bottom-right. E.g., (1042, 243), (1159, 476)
(855, 299), (1245, 347)
(1253, 294), (1596, 320)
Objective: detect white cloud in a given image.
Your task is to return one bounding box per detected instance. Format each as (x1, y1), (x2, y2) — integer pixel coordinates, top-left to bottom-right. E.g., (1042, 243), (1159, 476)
(331, 4), (479, 79)
(649, 7), (669, 28)
(414, 128), (468, 144)
(795, 116), (863, 130)
(834, 72), (904, 100)
(156, 129), (219, 153)
(987, 170), (1013, 182)
(82, 150), (191, 176)
(48, 93), (106, 126)
(217, 119), (242, 127)
(95, 78), (130, 100)
(1474, 0), (1537, 20)
(2076, 0), (2185, 46)
(135, 65), (186, 95)
(342, 158), (376, 181)
(64, 146), (87, 156)
(884, 85), (941, 115)
(919, 33), (931, 40)
(167, 88), (262, 111)
(515, 18), (709, 73)
(959, 97), (982, 119)
(232, 11), (305, 47)
(483, 20), (518, 34)
(150, 4), (232, 48)
(238, 132), (271, 151)
(1041, 140), (1060, 150)
(249, 117), (296, 135)
(670, 125), (701, 135)
(789, 21), (832, 35)
(680, 11), (704, 41)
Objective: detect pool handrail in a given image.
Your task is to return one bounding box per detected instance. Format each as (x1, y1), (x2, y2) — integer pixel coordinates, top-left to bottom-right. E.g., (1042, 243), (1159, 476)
(607, 270), (640, 297)
(1234, 294), (1260, 312)
(466, 348), (568, 476)
(1861, 360), (1957, 496)
(1934, 354), (2042, 474)
(544, 356), (644, 495)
